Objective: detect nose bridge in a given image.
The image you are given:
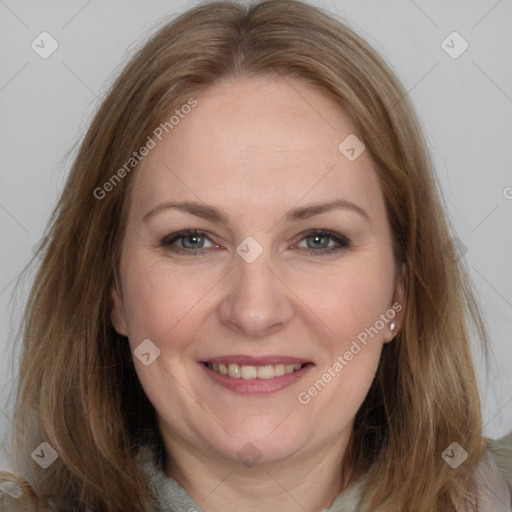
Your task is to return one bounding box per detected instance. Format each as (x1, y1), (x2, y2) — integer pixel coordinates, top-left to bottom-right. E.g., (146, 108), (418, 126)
(218, 241), (293, 337)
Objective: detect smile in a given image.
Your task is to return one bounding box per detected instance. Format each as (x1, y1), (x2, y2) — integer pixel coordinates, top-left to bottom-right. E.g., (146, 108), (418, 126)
(200, 358), (314, 395)
(204, 362), (305, 379)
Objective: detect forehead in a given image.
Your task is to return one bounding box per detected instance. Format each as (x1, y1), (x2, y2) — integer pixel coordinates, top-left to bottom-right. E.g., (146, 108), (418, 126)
(130, 75), (384, 220)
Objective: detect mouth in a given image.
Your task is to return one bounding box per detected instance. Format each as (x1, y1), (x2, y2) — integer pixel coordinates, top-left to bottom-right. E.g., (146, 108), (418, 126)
(199, 356), (314, 395)
(203, 361), (306, 379)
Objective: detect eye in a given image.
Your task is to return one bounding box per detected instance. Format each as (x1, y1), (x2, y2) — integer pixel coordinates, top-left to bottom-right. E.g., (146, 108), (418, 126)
(295, 230), (350, 256)
(160, 229), (217, 255)
(159, 229), (350, 257)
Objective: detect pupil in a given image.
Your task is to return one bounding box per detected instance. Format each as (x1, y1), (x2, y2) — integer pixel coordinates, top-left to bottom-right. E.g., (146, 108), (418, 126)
(308, 235), (328, 249)
(184, 234), (203, 249)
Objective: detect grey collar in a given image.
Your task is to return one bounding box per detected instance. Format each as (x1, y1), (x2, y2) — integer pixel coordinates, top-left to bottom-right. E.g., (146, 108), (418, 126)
(137, 445), (366, 512)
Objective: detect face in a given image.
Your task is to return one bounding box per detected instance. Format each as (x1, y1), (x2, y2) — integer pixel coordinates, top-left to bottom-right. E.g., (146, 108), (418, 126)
(111, 75), (405, 470)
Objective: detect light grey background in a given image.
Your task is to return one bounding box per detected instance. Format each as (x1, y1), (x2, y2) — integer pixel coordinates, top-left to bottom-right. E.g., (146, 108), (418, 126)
(0, 0), (511, 471)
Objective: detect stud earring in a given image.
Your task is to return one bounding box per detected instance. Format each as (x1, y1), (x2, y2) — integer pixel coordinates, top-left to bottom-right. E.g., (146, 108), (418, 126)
(390, 322), (396, 331)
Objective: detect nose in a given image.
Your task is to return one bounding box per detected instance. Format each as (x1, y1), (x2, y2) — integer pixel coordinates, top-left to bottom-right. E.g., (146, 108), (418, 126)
(218, 249), (294, 338)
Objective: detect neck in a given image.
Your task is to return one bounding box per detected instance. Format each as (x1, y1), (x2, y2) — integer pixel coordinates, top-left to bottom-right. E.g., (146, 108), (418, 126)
(163, 436), (352, 512)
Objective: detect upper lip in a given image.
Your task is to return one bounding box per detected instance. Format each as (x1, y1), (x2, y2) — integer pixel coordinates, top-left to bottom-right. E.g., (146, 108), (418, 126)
(201, 355), (312, 366)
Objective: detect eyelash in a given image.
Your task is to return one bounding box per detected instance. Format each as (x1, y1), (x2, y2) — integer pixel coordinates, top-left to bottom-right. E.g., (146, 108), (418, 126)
(160, 229), (350, 256)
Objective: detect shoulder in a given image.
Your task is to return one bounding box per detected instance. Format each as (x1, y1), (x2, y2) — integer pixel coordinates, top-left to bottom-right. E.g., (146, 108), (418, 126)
(0, 472), (53, 512)
(487, 434), (512, 501)
(473, 436), (512, 512)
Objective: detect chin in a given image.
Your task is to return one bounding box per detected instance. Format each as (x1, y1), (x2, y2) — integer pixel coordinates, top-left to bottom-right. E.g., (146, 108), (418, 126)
(209, 421), (309, 465)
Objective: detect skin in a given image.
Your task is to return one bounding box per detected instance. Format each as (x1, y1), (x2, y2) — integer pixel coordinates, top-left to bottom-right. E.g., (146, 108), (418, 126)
(111, 74), (405, 512)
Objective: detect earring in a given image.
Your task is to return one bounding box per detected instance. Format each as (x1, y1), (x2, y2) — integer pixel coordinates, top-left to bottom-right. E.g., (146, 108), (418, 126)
(390, 322), (396, 331)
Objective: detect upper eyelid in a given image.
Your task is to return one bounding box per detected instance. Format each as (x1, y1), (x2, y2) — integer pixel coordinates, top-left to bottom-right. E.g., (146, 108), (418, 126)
(162, 229), (214, 245)
(161, 229), (349, 248)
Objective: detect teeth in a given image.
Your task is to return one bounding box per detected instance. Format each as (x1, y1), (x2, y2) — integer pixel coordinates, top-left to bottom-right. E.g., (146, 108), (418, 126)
(274, 364), (285, 377)
(228, 363), (241, 379)
(207, 362), (305, 379)
(240, 365), (257, 379)
(256, 365), (274, 380)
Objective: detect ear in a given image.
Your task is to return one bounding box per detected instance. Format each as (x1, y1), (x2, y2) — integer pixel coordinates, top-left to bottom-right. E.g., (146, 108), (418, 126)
(384, 262), (407, 343)
(110, 284), (128, 336)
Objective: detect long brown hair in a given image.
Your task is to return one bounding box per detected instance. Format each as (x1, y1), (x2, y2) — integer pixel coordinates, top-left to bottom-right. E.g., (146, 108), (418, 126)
(1, 1), (488, 510)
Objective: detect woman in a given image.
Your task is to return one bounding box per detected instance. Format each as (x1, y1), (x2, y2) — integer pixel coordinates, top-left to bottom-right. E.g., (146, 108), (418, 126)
(1, 1), (510, 510)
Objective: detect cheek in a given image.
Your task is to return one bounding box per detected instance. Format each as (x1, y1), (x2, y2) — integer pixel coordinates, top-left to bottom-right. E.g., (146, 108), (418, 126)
(296, 256), (395, 347)
(120, 254), (215, 349)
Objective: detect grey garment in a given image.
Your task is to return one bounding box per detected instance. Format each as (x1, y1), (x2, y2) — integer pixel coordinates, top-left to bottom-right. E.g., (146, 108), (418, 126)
(138, 443), (512, 512)
(489, 433), (512, 499)
(0, 441), (510, 511)
(137, 445), (366, 512)
(484, 435), (512, 512)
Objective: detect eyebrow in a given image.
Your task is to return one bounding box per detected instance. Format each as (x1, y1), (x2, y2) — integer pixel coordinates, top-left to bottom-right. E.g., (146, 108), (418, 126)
(142, 199), (369, 224)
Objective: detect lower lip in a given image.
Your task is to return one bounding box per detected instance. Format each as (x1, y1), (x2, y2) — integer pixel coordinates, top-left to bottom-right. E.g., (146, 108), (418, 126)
(199, 362), (314, 395)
